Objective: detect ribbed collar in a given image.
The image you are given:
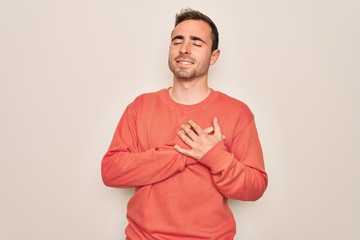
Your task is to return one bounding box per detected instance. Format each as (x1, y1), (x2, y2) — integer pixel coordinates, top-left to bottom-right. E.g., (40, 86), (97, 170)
(161, 88), (219, 112)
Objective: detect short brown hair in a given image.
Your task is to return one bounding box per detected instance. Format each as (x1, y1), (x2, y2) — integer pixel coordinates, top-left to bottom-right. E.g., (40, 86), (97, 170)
(175, 8), (219, 52)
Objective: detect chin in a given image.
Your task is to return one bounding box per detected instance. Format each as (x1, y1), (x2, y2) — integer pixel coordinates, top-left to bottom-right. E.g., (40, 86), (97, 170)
(175, 72), (196, 79)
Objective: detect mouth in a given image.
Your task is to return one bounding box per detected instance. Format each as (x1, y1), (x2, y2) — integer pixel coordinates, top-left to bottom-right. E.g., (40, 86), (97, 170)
(177, 60), (193, 65)
(175, 56), (194, 65)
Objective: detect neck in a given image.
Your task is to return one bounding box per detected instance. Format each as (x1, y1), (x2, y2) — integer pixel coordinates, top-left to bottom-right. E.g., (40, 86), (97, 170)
(169, 78), (210, 105)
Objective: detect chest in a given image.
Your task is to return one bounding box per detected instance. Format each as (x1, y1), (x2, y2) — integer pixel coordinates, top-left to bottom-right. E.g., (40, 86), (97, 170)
(135, 104), (236, 151)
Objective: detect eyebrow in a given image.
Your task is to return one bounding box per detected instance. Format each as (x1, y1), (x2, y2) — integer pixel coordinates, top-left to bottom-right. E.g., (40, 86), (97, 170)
(171, 35), (207, 44)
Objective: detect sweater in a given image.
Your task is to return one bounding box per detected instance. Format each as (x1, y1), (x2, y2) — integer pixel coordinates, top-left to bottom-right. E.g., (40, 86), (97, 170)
(102, 88), (268, 239)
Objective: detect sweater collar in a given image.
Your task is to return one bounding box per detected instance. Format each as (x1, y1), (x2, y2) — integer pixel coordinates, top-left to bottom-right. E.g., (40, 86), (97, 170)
(161, 87), (219, 112)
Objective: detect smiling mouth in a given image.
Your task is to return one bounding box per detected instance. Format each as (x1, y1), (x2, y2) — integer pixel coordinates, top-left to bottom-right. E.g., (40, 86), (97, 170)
(177, 61), (192, 65)
(175, 56), (194, 65)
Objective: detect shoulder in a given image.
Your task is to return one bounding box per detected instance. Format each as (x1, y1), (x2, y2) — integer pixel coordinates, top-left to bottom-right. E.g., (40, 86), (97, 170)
(128, 89), (166, 111)
(216, 91), (253, 115)
(134, 89), (164, 101)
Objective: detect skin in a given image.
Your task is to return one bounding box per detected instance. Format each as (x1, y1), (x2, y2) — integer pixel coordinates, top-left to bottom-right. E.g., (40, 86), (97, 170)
(175, 118), (226, 160)
(168, 20), (225, 160)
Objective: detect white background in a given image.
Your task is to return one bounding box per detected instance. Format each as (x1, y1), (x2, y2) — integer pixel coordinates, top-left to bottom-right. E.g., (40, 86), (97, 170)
(1, 0), (359, 239)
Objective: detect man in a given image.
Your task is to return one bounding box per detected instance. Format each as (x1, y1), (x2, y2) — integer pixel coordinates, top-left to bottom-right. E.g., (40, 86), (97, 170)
(102, 8), (268, 240)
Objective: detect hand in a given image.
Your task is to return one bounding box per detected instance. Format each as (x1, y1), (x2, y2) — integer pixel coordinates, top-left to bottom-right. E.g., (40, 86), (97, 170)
(174, 117), (225, 160)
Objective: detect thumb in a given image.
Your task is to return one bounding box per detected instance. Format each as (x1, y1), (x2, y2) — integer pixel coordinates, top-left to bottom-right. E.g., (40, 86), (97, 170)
(204, 126), (214, 134)
(213, 117), (223, 140)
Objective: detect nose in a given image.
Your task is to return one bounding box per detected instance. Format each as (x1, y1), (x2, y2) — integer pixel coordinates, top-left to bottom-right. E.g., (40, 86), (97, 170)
(179, 43), (191, 55)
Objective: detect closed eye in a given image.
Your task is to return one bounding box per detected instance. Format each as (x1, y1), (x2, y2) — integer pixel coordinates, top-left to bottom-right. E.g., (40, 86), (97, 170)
(191, 36), (206, 46)
(172, 35), (184, 45)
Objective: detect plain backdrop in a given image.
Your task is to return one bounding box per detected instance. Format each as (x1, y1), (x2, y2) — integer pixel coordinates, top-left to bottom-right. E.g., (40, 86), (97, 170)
(1, 0), (359, 239)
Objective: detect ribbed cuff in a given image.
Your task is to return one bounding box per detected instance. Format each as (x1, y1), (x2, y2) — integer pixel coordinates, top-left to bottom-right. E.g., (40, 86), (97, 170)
(199, 141), (232, 173)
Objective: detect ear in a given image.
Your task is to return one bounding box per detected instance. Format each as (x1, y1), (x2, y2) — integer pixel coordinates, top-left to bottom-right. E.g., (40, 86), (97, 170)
(210, 49), (220, 65)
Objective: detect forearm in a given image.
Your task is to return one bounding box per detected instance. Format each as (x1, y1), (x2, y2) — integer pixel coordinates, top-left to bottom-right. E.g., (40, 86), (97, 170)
(101, 145), (187, 188)
(200, 142), (268, 201)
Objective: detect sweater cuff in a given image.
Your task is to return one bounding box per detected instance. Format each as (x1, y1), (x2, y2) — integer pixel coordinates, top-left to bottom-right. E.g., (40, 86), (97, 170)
(199, 141), (232, 173)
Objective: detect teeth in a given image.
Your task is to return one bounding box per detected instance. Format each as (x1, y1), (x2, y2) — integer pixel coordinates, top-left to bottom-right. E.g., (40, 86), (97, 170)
(179, 61), (191, 65)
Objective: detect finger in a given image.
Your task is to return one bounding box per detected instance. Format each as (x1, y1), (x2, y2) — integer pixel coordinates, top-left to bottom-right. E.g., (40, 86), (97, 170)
(181, 124), (197, 140)
(174, 145), (197, 159)
(213, 117), (223, 140)
(178, 129), (196, 148)
(188, 120), (204, 135)
(174, 144), (190, 155)
(204, 126), (214, 134)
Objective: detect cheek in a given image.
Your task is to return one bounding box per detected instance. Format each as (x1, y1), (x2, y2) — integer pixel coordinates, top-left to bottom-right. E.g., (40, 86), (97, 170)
(169, 48), (177, 58)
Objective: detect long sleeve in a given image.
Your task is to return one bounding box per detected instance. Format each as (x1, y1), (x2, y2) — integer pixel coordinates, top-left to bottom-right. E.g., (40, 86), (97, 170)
(101, 103), (187, 188)
(101, 89), (268, 239)
(199, 119), (268, 201)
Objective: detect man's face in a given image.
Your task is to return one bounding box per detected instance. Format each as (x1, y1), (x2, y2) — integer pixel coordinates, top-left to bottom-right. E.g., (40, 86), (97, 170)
(168, 20), (219, 80)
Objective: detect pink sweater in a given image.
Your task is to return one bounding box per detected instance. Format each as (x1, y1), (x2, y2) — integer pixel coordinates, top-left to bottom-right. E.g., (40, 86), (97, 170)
(102, 89), (268, 239)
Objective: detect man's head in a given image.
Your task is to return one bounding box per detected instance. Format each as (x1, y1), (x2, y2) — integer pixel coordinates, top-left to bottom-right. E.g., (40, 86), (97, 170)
(168, 9), (221, 80)
(174, 8), (219, 52)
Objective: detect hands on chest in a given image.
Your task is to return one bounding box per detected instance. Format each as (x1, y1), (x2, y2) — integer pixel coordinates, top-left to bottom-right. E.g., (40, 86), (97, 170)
(174, 117), (225, 160)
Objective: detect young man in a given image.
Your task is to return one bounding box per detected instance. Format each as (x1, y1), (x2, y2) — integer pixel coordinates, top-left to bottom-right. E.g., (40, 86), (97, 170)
(102, 8), (268, 240)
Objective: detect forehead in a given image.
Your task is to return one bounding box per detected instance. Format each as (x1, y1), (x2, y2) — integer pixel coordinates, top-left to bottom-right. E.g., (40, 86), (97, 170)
(171, 20), (212, 39)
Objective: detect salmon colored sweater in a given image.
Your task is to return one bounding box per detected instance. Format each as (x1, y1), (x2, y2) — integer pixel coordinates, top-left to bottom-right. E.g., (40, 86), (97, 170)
(102, 88), (268, 239)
